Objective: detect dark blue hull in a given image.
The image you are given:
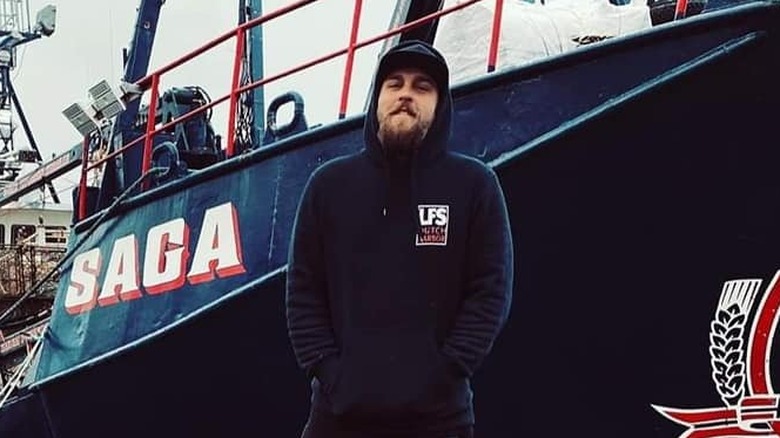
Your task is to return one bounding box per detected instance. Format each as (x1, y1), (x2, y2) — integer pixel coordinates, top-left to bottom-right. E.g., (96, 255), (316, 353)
(3, 3), (780, 436)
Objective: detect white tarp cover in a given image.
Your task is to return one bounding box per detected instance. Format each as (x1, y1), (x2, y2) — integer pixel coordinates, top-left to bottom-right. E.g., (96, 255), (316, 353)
(435, 0), (652, 84)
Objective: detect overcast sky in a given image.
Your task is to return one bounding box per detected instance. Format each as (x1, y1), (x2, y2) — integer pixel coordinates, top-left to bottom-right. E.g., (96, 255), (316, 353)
(8, 0), (396, 203)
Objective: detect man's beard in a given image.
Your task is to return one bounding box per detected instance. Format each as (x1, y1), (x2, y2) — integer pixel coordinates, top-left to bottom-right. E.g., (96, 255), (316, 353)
(377, 113), (432, 153)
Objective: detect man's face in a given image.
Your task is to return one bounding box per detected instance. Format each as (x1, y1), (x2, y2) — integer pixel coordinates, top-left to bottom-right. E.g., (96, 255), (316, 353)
(376, 67), (439, 151)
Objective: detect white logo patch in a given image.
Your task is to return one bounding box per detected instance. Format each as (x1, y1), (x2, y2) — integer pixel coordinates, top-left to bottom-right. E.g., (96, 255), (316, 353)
(416, 205), (449, 246)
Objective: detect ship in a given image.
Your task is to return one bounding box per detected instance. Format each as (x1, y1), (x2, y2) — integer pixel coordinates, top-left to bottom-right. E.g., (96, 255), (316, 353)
(1, 0), (779, 436)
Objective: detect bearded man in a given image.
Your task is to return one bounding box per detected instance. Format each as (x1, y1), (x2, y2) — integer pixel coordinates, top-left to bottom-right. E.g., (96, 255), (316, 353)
(286, 40), (514, 438)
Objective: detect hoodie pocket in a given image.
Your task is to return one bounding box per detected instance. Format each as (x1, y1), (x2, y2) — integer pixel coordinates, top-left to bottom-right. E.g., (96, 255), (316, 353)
(314, 355), (342, 396)
(418, 351), (466, 413)
(328, 329), (463, 417)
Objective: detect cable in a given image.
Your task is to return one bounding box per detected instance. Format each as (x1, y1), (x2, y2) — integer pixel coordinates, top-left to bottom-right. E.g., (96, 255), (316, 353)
(0, 166), (166, 326)
(0, 330), (43, 408)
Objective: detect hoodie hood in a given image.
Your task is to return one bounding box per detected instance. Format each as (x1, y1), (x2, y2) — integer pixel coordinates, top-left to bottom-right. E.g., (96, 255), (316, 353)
(364, 40), (453, 167)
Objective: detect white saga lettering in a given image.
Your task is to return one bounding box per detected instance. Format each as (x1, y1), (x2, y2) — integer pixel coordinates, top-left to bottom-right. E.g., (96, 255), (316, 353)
(64, 248), (101, 315)
(144, 218), (189, 295)
(65, 202), (246, 315)
(98, 234), (141, 306)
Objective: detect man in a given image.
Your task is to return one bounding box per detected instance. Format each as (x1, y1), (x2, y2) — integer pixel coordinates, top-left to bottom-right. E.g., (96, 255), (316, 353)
(286, 40), (513, 437)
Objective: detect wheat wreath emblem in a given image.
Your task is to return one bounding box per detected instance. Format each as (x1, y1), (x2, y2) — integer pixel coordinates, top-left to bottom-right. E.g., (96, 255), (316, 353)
(650, 276), (780, 437)
(709, 279), (762, 407)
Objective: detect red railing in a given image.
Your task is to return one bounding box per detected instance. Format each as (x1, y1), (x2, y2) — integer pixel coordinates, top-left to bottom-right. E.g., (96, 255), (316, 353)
(76, 0), (507, 221)
(78, 136), (90, 221)
(675, 0), (690, 20)
(487, 0), (504, 72)
(339, 0), (364, 120)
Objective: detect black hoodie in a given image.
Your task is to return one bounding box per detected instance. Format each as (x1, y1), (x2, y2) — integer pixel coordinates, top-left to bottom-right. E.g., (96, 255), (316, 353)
(286, 40), (513, 432)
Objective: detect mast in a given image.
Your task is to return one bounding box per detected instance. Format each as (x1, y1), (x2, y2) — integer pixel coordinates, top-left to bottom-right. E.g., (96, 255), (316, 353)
(92, 0), (164, 208)
(114, 0), (164, 133)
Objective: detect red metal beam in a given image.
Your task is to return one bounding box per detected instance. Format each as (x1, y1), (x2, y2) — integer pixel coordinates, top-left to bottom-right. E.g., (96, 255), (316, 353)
(339, 0), (364, 119)
(95, 0), (484, 174)
(79, 0), (485, 210)
(226, 28), (247, 158)
(487, 0), (504, 72)
(78, 136), (90, 220)
(675, 0), (690, 20)
(86, 92), (231, 173)
(235, 0), (483, 96)
(135, 0), (317, 90)
(141, 74), (161, 191)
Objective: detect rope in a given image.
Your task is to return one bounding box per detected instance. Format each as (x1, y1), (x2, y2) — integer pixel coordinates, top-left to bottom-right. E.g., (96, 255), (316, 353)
(0, 330), (44, 408)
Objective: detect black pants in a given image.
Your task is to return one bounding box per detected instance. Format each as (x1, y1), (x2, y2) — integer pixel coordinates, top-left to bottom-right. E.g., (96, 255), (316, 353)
(301, 410), (474, 438)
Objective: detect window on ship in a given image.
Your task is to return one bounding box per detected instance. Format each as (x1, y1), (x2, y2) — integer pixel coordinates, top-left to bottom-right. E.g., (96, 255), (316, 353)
(44, 226), (67, 245)
(11, 224), (36, 246)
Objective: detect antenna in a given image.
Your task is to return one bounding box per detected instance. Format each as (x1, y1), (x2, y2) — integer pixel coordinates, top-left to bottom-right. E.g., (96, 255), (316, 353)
(0, 1), (56, 201)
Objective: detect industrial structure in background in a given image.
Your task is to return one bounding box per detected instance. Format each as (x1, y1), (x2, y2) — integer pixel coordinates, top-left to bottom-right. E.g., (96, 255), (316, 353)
(0, 0), (65, 392)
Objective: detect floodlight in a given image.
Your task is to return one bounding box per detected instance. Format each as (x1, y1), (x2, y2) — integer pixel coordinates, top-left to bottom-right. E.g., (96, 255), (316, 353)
(34, 5), (56, 37)
(89, 79), (125, 119)
(63, 102), (98, 137)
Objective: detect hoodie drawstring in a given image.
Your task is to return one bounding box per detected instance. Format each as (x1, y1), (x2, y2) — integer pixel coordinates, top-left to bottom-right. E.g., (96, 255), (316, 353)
(382, 160), (391, 217)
